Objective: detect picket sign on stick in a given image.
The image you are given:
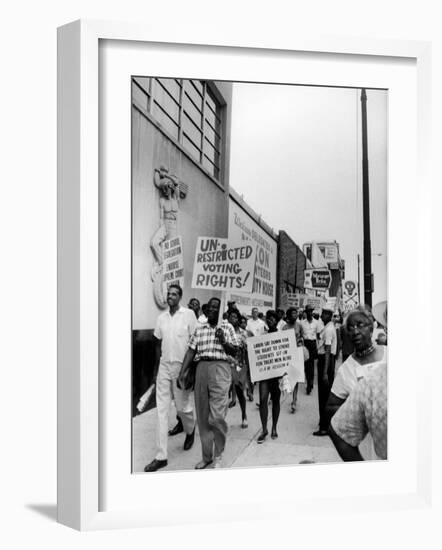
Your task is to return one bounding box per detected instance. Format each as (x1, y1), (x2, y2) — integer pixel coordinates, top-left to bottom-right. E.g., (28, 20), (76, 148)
(191, 236), (256, 292)
(247, 331), (304, 384)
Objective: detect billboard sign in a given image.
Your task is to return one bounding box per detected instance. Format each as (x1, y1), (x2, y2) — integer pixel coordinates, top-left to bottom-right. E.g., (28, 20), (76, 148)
(225, 200), (277, 314)
(304, 268), (331, 290)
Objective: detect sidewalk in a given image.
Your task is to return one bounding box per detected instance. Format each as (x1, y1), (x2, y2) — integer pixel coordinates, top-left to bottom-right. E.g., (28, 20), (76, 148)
(132, 376), (341, 473)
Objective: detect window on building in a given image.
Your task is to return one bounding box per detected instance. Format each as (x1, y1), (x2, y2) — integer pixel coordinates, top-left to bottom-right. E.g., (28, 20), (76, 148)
(132, 77), (223, 182)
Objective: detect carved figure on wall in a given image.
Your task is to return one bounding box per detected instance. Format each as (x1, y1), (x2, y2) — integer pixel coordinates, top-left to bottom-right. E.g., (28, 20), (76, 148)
(150, 165), (187, 308)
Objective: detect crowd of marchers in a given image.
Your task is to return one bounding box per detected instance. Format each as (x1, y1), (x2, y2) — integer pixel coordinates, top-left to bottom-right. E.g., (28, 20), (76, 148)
(142, 285), (388, 472)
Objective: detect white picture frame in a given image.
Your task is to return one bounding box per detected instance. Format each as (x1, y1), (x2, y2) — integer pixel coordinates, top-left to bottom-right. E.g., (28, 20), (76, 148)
(57, 19), (432, 531)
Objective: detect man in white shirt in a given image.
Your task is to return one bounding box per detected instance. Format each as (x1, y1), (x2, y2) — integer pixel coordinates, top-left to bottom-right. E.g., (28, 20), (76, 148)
(246, 307), (267, 337)
(144, 284), (197, 472)
(300, 304), (319, 395)
(313, 305), (337, 436)
(276, 308), (287, 331)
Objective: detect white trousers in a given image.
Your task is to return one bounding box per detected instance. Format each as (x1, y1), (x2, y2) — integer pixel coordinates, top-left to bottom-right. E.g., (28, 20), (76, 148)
(155, 360), (195, 460)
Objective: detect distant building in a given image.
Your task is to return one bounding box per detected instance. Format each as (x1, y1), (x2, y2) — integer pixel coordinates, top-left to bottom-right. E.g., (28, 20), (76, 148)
(302, 240), (344, 299)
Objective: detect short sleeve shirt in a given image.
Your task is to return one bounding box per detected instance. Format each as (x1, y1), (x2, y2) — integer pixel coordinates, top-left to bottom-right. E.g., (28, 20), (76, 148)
(317, 321), (337, 355)
(331, 346), (387, 399)
(246, 318), (267, 337)
(189, 320), (239, 361)
(331, 365), (388, 460)
(300, 318), (319, 341)
(153, 306), (197, 363)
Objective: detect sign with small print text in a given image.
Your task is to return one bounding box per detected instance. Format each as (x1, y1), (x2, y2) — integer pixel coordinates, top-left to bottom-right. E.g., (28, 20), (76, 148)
(247, 330), (304, 383)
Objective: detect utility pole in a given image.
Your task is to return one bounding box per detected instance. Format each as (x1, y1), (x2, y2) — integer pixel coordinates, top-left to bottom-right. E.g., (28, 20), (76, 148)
(361, 88), (373, 307)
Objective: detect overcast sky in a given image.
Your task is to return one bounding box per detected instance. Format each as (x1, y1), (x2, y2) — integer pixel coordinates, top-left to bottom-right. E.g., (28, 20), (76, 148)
(228, 83), (388, 304)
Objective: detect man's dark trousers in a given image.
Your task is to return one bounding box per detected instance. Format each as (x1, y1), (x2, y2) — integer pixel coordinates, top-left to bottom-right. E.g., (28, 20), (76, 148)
(317, 353), (336, 430)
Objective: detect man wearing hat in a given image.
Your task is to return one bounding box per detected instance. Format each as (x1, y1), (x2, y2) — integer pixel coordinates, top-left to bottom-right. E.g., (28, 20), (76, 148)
(300, 304), (319, 394)
(313, 305), (337, 436)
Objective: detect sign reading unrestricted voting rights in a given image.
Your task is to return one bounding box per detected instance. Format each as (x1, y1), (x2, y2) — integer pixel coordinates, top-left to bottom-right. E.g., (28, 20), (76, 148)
(224, 200), (277, 315)
(191, 237), (256, 292)
(304, 268), (331, 290)
(162, 236), (184, 296)
(247, 330), (304, 383)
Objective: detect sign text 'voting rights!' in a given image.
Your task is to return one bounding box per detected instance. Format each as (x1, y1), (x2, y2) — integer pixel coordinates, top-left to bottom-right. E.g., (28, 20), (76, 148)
(191, 237), (256, 292)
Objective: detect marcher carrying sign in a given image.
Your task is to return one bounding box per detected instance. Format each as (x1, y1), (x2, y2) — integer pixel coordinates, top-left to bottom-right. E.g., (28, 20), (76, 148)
(191, 236), (256, 292)
(342, 279), (359, 312)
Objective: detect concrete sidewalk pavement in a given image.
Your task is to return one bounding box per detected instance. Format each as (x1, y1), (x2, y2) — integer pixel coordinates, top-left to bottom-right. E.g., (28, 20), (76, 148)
(132, 378), (340, 473)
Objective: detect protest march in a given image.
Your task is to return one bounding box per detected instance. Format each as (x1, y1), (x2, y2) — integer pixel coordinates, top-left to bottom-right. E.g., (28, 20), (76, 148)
(131, 78), (388, 473)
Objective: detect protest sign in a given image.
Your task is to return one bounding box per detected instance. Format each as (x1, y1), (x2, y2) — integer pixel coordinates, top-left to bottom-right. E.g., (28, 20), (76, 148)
(343, 280), (359, 312)
(306, 296), (321, 309)
(191, 236), (256, 292)
(247, 330), (304, 383)
(162, 236), (184, 295)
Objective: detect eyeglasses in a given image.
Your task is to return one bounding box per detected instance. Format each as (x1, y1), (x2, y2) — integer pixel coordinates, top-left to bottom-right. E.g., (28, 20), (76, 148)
(347, 322), (371, 333)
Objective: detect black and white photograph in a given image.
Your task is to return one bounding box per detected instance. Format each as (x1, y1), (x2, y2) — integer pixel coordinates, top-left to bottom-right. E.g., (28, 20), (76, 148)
(131, 77), (388, 473)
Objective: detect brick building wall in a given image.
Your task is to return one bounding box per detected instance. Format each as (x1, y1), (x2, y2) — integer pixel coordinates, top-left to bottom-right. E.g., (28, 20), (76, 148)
(277, 230), (307, 307)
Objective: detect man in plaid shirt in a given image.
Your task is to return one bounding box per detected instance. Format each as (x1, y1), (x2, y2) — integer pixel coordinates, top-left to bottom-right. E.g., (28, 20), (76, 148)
(178, 297), (238, 469)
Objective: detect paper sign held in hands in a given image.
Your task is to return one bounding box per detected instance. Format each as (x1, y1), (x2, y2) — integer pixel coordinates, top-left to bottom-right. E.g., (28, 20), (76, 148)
(247, 331), (304, 383)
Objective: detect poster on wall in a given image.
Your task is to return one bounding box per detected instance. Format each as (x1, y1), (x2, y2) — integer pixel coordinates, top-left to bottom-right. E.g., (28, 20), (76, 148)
(161, 236), (185, 296)
(225, 200), (277, 315)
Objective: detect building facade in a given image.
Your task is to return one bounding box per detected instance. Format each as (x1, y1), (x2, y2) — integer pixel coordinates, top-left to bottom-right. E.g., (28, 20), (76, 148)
(132, 77), (232, 406)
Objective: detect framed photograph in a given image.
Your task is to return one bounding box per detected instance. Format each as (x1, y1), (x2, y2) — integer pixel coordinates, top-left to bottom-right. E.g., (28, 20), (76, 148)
(57, 20), (432, 530)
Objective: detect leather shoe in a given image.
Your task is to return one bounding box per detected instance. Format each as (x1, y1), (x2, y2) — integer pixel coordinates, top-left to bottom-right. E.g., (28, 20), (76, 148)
(168, 421), (184, 436)
(195, 459), (213, 469)
(257, 430), (268, 444)
(183, 429), (195, 451)
(312, 429), (329, 437)
(144, 458), (168, 472)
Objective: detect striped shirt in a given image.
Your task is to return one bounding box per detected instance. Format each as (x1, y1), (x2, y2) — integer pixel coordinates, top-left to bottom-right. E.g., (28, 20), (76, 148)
(189, 320), (239, 361)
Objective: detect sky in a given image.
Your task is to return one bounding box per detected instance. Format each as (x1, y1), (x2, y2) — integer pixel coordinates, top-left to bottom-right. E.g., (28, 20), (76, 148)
(228, 83), (388, 304)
